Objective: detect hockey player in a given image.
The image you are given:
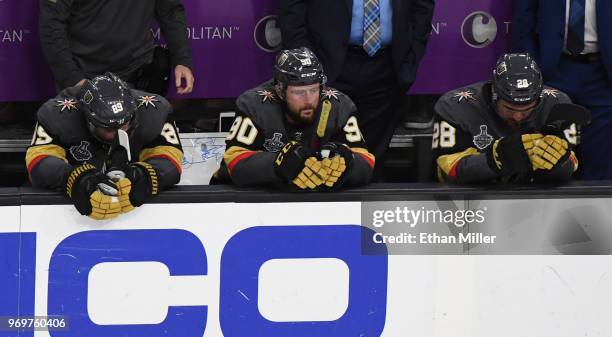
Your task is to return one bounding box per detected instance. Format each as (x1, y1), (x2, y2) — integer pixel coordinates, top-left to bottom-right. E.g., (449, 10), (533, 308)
(26, 73), (183, 220)
(432, 53), (580, 184)
(216, 47), (375, 190)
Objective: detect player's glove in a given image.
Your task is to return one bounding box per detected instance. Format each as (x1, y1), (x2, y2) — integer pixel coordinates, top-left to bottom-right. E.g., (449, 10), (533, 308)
(486, 133), (543, 175)
(65, 164), (121, 220)
(319, 142), (354, 189)
(104, 170), (135, 214)
(121, 162), (159, 207)
(530, 135), (569, 170)
(274, 141), (326, 190)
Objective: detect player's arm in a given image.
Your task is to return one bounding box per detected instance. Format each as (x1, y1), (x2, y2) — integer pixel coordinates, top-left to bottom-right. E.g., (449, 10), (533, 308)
(137, 120), (184, 189)
(39, 0), (85, 88)
(26, 118), (73, 190)
(531, 97), (580, 182)
(26, 119), (121, 219)
(326, 115), (375, 187)
(530, 134), (578, 182)
(223, 113), (283, 186)
(111, 120), (184, 213)
(432, 117), (500, 184)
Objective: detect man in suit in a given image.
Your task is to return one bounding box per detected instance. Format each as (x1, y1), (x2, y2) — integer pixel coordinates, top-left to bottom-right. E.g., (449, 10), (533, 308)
(513, 0), (612, 180)
(277, 0), (435, 179)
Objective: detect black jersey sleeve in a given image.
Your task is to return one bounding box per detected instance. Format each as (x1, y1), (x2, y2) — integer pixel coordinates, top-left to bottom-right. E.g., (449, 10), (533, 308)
(328, 114), (375, 186)
(222, 111), (283, 186)
(137, 119), (184, 189)
(431, 113), (500, 184)
(25, 102), (73, 190)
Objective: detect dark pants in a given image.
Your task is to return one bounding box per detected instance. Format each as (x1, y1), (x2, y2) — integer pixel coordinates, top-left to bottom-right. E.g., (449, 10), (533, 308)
(331, 47), (405, 179)
(545, 55), (612, 180)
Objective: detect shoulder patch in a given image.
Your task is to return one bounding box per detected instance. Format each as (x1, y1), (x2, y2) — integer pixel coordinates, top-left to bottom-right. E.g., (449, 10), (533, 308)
(137, 95), (160, 108)
(56, 98), (78, 112)
(322, 88), (341, 101)
(257, 89), (277, 103)
(541, 88), (559, 98)
(453, 89), (476, 103)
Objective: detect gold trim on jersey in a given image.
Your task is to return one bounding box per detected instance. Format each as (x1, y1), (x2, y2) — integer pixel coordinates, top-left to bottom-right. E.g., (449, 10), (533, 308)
(25, 144), (68, 168)
(139, 146), (184, 170)
(224, 146), (256, 167)
(436, 147), (479, 182)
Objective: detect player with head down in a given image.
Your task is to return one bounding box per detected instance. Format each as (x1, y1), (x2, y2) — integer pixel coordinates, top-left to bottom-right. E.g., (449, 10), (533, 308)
(216, 47), (375, 190)
(432, 53), (587, 184)
(26, 73), (183, 220)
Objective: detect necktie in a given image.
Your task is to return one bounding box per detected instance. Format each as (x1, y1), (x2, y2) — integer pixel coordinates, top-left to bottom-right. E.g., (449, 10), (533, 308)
(363, 0), (382, 57)
(567, 0), (586, 55)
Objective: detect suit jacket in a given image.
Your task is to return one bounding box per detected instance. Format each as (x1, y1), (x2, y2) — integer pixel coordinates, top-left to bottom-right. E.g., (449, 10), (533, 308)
(512, 0), (612, 81)
(277, 0), (435, 91)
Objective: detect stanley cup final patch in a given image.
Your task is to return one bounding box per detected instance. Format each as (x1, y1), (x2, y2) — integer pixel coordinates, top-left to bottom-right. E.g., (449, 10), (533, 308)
(70, 141), (93, 162)
(263, 133), (285, 152)
(473, 125), (494, 150)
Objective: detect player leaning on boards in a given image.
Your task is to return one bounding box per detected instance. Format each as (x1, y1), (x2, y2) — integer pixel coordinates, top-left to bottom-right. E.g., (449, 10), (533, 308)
(26, 73), (183, 220)
(432, 53), (587, 184)
(215, 47), (375, 190)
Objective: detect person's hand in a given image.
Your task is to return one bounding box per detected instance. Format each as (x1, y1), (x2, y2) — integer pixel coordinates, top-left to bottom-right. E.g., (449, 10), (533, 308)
(75, 79), (87, 87)
(175, 65), (194, 94)
(121, 162), (159, 207)
(530, 135), (569, 170)
(485, 133), (543, 175)
(65, 164), (121, 220)
(318, 142), (354, 188)
(274, 141), (327, 190)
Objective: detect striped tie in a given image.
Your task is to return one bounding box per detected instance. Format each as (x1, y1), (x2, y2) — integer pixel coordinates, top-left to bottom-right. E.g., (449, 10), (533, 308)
(567, 0), (586, 55)
(363, 0), (382, 57)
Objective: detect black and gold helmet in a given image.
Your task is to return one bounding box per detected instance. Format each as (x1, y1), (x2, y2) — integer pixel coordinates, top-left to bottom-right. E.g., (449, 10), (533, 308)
(273, 47), (327, 99)
(79, 72), (137, 130)
(493, 53), (543, 105)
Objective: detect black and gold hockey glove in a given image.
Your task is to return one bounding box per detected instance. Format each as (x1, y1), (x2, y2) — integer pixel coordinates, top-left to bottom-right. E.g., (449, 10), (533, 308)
(486, 133), (543, 175)
(274, 141), (327, 190)
(65, 164), (121, 220)
(530, 135), (569, 170)
(121, 162), (159, 207)
(319, 142), (354, 189)
(104, 171), (134, 214)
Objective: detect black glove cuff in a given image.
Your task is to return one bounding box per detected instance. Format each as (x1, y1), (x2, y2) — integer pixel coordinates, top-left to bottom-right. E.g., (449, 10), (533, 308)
(65, 164), (97, 199)
(274, 141), (311, 181)
(486, 135), (531, 175)
(133, 162), (159, 196)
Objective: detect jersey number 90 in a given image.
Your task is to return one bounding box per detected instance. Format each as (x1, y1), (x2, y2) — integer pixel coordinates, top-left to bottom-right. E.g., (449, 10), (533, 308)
(227, 116), (258, 145)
